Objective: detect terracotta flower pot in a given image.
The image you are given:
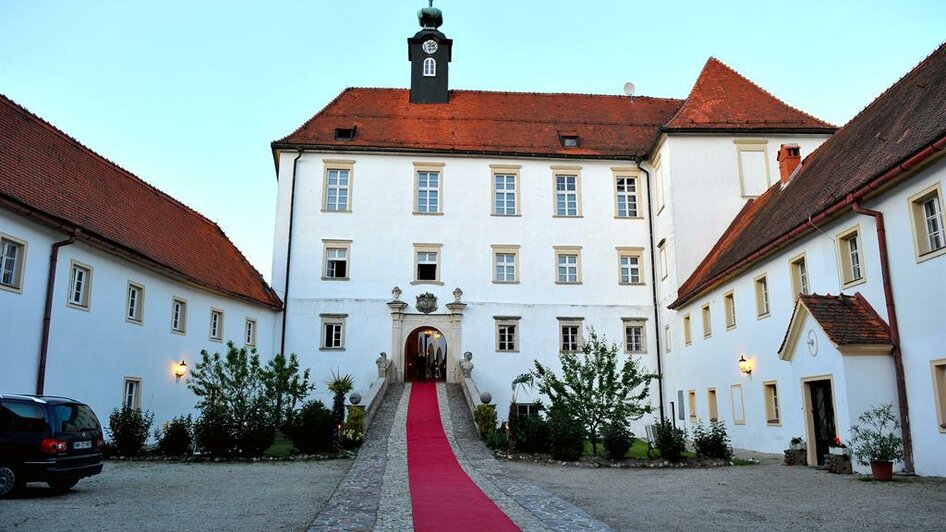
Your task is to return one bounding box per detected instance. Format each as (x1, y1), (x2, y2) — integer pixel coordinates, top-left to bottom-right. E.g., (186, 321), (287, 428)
(870, 460), (893, 481)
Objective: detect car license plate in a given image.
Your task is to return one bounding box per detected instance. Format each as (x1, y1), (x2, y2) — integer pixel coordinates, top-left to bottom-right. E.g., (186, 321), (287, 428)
(73, 440), (92, 450)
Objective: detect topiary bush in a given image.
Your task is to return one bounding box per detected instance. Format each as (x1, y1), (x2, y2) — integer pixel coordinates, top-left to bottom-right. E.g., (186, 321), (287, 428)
(157, 415), (193, 456)
(194, 403), (234, 457)
(514, 414), (551, 453)
(548, 405), (584, 461)
(474, 405), (498, 439)
(107, 406), (154, 457)
(654, 418), (687, 462)
(602, 422), (632, 460)
(284, 400), (335, 454)
(693, 420), (732, 460)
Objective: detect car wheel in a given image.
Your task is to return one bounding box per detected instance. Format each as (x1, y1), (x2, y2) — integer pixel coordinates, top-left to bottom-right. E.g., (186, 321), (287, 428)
(0, 465), (17, 498)
(47, 478), (79, 493)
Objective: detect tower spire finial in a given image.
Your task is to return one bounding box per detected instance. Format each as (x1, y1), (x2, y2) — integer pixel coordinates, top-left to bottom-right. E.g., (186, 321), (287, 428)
(418, 1), (443, 29)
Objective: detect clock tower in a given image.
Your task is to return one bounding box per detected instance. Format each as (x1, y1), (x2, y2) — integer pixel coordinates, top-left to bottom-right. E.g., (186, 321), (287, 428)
(408, 2), (452, 104)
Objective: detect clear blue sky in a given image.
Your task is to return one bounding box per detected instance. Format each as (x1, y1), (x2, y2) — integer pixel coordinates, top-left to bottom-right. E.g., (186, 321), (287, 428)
(2, 1), (943, 280)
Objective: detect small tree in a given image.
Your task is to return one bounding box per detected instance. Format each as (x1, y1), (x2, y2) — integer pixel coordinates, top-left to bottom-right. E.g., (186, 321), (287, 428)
(327, 370), (354, 451)
(261, 353), (313, 428)
(187, 342), (267, 422)
(107, 406), (154, 456)
(849, 403), (904, 466)
(532, 329), (657, 456)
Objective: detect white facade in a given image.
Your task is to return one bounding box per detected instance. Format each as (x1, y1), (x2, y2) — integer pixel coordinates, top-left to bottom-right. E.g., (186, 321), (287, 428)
(1, 209), (278, 427)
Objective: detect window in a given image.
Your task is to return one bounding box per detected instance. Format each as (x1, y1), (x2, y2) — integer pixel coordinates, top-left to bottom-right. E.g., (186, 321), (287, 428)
(702, 304), (712, 338)
(707, 389), (719, 422)
(122, 378), (141, 410)
(837, 227), (865, 286)
(322, 161), (353, 212)
(414, 164), (444, 214)
(688, 390), (697, 421)
(67, 261), (92, 309)
(558, 318), (583, 353)
(683, 314), (692, 345)
(614, 173), (640, 218)
(616, 247), (644, 285)
(554, 246), (582, 284)
(323, 240), (352, 280)
(790, 254), (809, 297)
(414, 243), (442, 284)
(492, 245), (519, 284)
(515, 403), (542, 418)
(0, 236), (26, 291)
(664, 324), (671, 353)
(933, 359), (946, 432)
(209, 309), (224, 341)
(320, 314), (347, 350)
(0, 402), (46, 432)
(623, 319), (646, 354)
(423, 57), (436, 77)
(657, 239), (668, 280)
(764, 381), (781, 425)
(653, 158), (665, 212)
(491, 166), (520, 216)
(495, 316), (520, 352)
(333, 127), (355, 141)
(731, 384), (746, 425)
(171, 298), (187, 333)
(724, 291), (736, 329)
(245, 318), (257, 347)
(754, 274), (769, 317)
(560, 134), (579, 148)
(909, 184), (946, 261)
(552, 167), (581, 216)
(126, 282), (144, 323)
(735, 140), (770, 197)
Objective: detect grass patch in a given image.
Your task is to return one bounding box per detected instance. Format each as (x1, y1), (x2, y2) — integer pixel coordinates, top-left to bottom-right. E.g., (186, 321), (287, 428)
(264, 432), (295, 459)
(581, 438), (695, 460)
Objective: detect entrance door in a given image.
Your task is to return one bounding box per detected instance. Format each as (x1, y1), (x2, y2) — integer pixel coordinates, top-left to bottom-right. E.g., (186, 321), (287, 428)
(807, 379), (836, 466)
(404, 326), (447, 382)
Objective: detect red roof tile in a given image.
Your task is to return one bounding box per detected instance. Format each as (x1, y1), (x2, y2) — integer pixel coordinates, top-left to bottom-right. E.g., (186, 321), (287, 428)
(665, 57), (834, 131)
(786, 293), (891, 351)
(673, 43), (946, 308)
(0, 95), (282, 309)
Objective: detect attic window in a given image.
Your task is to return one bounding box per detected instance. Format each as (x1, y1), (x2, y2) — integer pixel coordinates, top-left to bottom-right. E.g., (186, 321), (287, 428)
(334, 127), (356, 141)
(559, 133), (580, 148)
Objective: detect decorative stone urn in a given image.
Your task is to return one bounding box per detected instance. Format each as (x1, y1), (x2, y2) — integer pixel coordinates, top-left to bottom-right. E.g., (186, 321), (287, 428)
(480, 392), (492, 405)
(349, 392), (362, 405)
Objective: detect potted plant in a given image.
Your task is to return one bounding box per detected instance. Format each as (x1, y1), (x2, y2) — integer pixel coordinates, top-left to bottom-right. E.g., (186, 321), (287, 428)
(849, 403), (904, 481)
(828, 436), (848, 456)
(789, 436), (805, 451)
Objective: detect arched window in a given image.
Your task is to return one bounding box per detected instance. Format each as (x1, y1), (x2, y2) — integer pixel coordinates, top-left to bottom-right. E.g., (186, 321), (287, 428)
(423, 57), (436, 77)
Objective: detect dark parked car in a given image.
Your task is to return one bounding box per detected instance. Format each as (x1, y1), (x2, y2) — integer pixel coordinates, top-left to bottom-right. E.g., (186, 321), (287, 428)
(0, 394), (104, 497)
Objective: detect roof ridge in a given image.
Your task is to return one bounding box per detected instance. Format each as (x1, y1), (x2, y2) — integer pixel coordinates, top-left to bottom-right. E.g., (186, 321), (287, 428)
(315, 86), (685, 102)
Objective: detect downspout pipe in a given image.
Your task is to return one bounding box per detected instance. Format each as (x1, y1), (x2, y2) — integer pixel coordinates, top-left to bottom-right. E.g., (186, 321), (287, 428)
(37, 230), (80, 395)
(635, 156), (665, 421)
(279, 150), (304, 355)
(850, 200), (914, 473)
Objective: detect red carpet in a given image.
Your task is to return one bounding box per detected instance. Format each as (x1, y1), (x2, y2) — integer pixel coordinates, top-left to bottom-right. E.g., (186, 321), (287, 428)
(407, 382), (520, 532)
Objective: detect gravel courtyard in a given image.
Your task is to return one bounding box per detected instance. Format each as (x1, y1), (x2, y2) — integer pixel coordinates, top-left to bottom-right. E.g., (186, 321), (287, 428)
(0, 460), (352, 531)
(506, 457), (946, 531)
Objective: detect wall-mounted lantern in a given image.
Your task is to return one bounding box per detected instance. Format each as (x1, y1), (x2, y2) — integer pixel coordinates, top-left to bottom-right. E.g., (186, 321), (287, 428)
(738, 355), (752, 376)
(174, 360), (188, 380)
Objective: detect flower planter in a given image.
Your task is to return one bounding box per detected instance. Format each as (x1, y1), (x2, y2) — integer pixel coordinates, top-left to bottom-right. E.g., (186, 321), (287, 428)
(870, 460), (893, 481)
(828, 446), (849, 456)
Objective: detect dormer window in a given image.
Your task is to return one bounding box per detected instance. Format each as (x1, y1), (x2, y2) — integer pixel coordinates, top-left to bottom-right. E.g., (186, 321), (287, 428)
(334, 127), (356, 141)
(559, 132), (579, 148)
(423, 58), (436, 77)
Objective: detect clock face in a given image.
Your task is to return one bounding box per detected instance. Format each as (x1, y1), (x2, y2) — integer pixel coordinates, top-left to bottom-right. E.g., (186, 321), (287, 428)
(422, 40), (438, 54)
(806, 329), (819, 357)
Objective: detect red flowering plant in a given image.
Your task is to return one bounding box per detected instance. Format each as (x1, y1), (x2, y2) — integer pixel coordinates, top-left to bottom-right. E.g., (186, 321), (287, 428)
(829, 435), (847, 449)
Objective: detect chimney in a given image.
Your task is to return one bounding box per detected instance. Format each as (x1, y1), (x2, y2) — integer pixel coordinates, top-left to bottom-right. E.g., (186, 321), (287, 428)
(777, 144), (801, 185)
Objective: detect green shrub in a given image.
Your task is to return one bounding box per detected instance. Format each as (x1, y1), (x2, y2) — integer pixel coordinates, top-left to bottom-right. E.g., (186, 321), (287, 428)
(234, 405), (276, 457)
(515, 414), (551, 453)
(548, 405), (584, 461)
(654, 418), (687, 462)
(485, 429), (509, 451)
(107, 406), (154, 456)
(194, 403), (234, 457)
(157, 415), (193, 456)
(693, 421), (732, 460)
(341, 407), (365, 449)
(284, 400), (335, 454)
(474, 405), (498, 439)
(602, 422), (632, 460)
(849, 403), (904, 466)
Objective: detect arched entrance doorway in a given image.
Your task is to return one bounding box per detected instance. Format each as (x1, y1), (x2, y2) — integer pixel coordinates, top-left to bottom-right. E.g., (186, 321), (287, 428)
(404, 326), (447, 382)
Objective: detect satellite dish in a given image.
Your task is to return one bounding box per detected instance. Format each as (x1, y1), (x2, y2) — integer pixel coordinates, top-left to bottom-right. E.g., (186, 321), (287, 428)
(623, 82), (636, 97)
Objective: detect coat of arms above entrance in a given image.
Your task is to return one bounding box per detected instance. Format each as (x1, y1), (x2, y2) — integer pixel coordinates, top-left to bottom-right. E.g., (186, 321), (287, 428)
(416, 292), (437, 314)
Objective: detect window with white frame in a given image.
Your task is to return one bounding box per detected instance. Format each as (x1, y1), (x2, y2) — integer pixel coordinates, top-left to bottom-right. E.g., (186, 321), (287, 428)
(0, 236), (26, 291)
(617, 247), (644, 285)
(736, 141), (770, 197)
(790, 254), (809, 297)
(323, 164), (352, 212)
(623, 319), (645, 354)
(493, 171), (519, 216)
(838, 227), (865, 286)
(731, 384), (746, 425)
(414, 243), (442, 283)
(415, 166), (442, 214)
(126, 282), (144, 323)
(171, 297), (187, 333)
(68, 261), (92, 309)
(909, 184), (946, 261)
(554, 173), (580, 216)
(245, 318), (257, 347)
(707, 388), (719, 422)
(492, 245), (519, 283)
(702, 304), (712, 338)
(755, 274), (769, 317)
(664, 324), (671, 353)
(495, 316), (520, 353)
(933, 359), (946, 432)
(558, 319), (583, 353)
(423, 57), (436, 77)
(764, 381), (781, 425)
(209, 309), (224, 341)
(657, 240), (668, 280)
(554, 247), (581, 284)
(323, 240), (351, 280)
(724, 291), (736, 329)
(653, 159), (665, 212)
(614, 174), (640, 217)
(683, 314), (692, 345)
(320, 314), (347, 350)
(123, 378), (141, 410)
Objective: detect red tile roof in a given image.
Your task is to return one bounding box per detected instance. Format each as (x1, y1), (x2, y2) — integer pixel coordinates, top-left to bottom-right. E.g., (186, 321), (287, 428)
(274, 88), (683, 159)
(781, 293), (891, 353)
(0, 95), (282, 309)
(664, 57), (834, 132)
(673, 43), (946, 309)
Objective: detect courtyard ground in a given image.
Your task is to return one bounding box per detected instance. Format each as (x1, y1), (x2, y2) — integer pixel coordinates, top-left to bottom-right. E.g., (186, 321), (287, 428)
(0, 459), (352, 531)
